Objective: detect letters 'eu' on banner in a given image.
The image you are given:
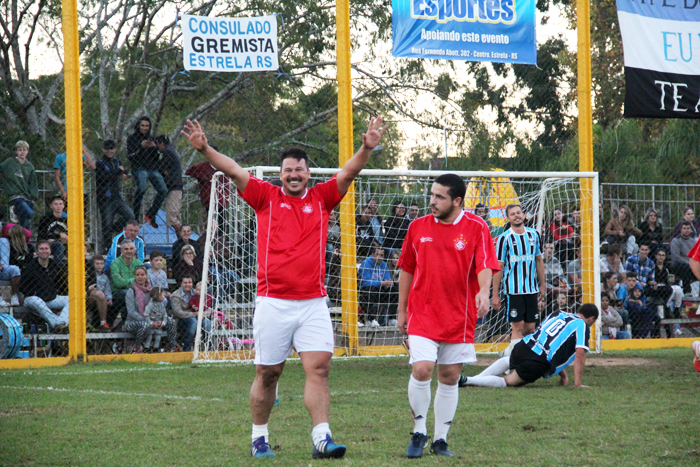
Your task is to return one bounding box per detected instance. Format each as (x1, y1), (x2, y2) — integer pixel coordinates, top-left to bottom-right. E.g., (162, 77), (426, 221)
(616, 0), (700, 118)
(182, 14), (279, 72)
(392, 0), (536, 64)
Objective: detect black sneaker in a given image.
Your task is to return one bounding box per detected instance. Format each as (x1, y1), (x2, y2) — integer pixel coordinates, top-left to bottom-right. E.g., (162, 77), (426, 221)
(458, 374), (469, 387)
(430, 439), (454, 457)
(405, 432), (428, 458)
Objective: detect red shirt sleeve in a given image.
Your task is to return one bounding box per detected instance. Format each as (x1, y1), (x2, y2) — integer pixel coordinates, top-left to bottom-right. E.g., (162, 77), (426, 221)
(312, 175), (343, 211)
(238, 176), (271, 211)
(474, 219), (500, 274)
(688, 237), (700, 261)
(398, 222), (417, 275)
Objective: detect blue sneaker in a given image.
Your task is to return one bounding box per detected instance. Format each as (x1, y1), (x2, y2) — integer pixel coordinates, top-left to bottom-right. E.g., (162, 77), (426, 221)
(430, 438), (454, 457)
(312, 434), (346, 459)
(251, 436), (276, 458)
(405, 432), (428, 458)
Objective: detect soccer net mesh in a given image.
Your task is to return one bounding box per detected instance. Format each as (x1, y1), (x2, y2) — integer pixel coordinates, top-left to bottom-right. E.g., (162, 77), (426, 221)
(193, 169), (600, 363)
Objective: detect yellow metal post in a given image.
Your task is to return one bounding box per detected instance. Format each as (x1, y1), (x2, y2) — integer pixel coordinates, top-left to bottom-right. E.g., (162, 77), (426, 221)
(63, 0), (87, 362)
(577, 0), (596, 340)
(336, 0), (359, 355)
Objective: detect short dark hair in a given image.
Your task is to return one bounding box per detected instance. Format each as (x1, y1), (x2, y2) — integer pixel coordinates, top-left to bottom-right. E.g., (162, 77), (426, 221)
(103, 139), (116, 149)
(154, 135), (169, 145)
(49, 194), (64, 205)
(682, 220), (693, 228)
(37, 239), (51, 249)
(93, 254), (105, 262)
(125, 219), (139, 229)
(434, 174), (466, 202)
(606, 243), (621, 257)
(180, 274), (194, 284)
(150, 250), (164, 260)
(280, 148), (309, 168)
(505, 204), (522, 216)
(626, 272), (638, 279)
(134, 116), (152, 132)
(577, 303), (600, 321)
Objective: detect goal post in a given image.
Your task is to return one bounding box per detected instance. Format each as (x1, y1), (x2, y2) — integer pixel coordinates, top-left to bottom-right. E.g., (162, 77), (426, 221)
(193, 169), (601, 363)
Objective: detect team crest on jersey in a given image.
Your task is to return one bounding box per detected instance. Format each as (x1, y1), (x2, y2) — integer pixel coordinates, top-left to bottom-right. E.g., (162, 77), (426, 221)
(510, 309), (518, 318)
(280, 202), (292, 210)
(302, 204), (313, 214)
(453, 234), (467, 251)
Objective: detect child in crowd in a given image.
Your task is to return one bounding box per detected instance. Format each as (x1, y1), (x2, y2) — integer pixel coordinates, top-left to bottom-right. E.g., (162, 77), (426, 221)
(147, 250), (169, 291)
(600, 293), (630, 339)
(87, 254), (113, 331)
(143, 287), (169, 352)
(190, 281), (233, 329)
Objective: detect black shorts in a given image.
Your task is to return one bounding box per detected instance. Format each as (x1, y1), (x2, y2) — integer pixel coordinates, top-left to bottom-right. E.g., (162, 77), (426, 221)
(506, 294), (539, 323)
(510, 341), (551, 383)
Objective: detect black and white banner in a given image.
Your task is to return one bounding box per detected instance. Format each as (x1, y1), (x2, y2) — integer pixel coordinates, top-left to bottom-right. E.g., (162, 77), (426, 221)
(616, 0), (700, 118)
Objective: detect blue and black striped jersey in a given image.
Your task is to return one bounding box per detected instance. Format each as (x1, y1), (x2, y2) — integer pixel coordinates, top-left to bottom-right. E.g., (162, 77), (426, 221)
(495, 227), (541, 295)
(523, 311), (591, 378)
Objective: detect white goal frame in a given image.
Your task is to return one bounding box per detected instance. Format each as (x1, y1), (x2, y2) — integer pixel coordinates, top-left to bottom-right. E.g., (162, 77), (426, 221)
(193, 168), (601, 362)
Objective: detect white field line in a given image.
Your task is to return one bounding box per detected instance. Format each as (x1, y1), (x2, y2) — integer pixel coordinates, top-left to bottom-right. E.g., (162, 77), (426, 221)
(0, 385), (224, 401)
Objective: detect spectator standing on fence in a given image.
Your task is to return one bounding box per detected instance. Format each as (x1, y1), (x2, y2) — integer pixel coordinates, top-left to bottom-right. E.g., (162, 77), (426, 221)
(604, 205), (642, 256)
(670, 221), (698, 290)
(124, 267), (177, 353)
(105, 219), (145, 268)
(638, 208), (664, 253)
(493, 204), (546, 358)
(37, 195), (68, 263)
(383, 200), (410, 252)
(53, 147), (95, 200)
(182, 116), (386, 460)
(171, 225), (200, 266)
(109, 240), (144, 330)
(359, 246), (392, 327)
(95, 139), (134, 252)
(126, 116), (167, 228)
(86, 254), (112, 332)
(0, 141), (39, 229)
(672, 207), (700, 239)
(398, 174), (498, 458)
(155, 135), (183, 234)
(20, 240), (69, 333)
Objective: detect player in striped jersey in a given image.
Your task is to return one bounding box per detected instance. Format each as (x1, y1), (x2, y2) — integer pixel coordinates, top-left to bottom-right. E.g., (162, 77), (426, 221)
(492, 204), (546, 357)
(459, 304), (599, 388)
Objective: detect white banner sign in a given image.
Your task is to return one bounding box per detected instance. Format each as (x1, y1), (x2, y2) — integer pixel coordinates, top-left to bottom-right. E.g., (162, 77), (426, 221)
(182, 14), (278, 72)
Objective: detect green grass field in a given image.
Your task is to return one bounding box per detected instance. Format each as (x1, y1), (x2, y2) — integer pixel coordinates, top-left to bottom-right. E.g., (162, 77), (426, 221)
(2, 348), (699, 466)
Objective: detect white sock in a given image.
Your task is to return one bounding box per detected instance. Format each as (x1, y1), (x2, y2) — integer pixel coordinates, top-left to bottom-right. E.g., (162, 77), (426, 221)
(503, 338), (521, 357)
(408, 375), (431, 435)
(434, 382), (458, 441)
(478, 356), (511, 376)
(312, 423), (331, 445)
(465, 375), (507, 388)
(252, 423), (269, 442)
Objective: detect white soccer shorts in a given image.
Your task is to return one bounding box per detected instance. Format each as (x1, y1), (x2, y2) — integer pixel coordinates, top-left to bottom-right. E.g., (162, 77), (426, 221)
(253, 296), (335, 365)
(408, 335), (476, 365)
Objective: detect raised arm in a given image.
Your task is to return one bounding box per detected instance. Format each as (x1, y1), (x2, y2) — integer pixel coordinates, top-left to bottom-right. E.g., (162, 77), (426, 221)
(181, 119), (250, 193)
(336, 117), (386, 196)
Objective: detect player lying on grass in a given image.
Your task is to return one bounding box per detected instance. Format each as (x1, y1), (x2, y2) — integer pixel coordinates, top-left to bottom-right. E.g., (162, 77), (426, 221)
(458, 304), (599, 388)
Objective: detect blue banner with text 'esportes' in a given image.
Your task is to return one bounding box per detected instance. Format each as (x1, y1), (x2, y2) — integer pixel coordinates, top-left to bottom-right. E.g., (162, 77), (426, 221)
(392, 0), (536, 64)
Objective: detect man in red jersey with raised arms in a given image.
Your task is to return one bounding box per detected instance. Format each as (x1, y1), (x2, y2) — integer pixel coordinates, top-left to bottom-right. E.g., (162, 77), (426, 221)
(397, 173), (499, 459)
(182, 117), (385, 460)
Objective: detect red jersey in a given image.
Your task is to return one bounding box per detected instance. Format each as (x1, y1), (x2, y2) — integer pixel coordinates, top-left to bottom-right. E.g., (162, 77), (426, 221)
(185, 162), (232, 207)
(398, 211), (500, 343)
(240, 176), (343, 299)
(687, 237), (700, 261)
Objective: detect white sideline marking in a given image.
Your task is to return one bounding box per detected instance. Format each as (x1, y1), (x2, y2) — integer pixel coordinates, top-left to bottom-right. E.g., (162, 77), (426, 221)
(0, 385), (223, 402)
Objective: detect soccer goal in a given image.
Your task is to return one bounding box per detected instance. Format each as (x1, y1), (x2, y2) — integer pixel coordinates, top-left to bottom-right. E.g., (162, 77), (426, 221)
(192, 169), (601, 363)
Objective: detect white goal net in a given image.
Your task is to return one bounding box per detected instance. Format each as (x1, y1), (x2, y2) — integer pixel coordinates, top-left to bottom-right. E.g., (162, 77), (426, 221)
(193, 169), (600, 362)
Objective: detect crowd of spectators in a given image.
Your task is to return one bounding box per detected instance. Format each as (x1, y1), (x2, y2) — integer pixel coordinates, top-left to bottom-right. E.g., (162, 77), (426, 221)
(4, 131), (700, 347)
